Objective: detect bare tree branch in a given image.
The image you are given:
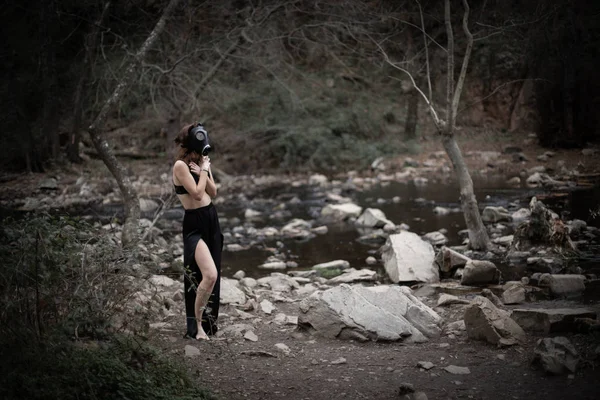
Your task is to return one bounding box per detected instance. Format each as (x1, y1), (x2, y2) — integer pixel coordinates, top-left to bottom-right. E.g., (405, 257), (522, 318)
(88, 0), (182, 248)
(451, 0), (473, 119)
(444, 0), (454, 132)
(416, 0), (434, 107)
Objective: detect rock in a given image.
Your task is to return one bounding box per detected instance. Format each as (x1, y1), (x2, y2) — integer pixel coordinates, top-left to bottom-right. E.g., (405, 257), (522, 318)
(460, 260), (501, 286)
(435, 247), (471, 274)
(273, 313), (299, 326)
(417, 361), (435, 370)
(226, 243), (245, 252)
(501, 283), (526, 304)
(506, 177), (521, 186)
(220, 277), (247, 305)
(239, 277), (258, 288)
(184, 345), (201, 357)
(309, 174), (329, 186)
(38, 177), (59, 190)
(481, 289), (504, 308)
(258, 261), (287, 270)
(321, 203), (362, 221)
(257, 273), (300, 292)
(330, 357), (347, 365)
(581, 148), (597, 156)
(404, 157), (419, 167)
(511, 208), (531, 222)
(274, 343), (291, 355)
(244, 331), (259, 342)
(444, 320), (466, 335)
(366, 256), (377, 265)
(422, 231), (448, 246)
(260, 299), (275, 315)
(526, 257), (563, 274)
(380, 232), (439, 283)
(328, 268), (377, 284)
(312, 225), (328, 235)
(356, 208), (394, 228)
(233, 270), (246, 280)
(482, 206), (512, 223)
(437, 294), (471, 307)
(444, 365), (470, 375)
(312, 259), (350, 271)
(433, 206), (450, 216)
(533, 337), (579, 375)
(568, 219), (587, 236)
(139, 198), (159, 213)
(244, 208), (262, 219)
(148, 275), (177, 287)
(216, 323), (254, 338)
(281, 219), (312, 239)
(511, 308), (597, 333)
(492, 235), (513, 247)
(413, 177), (428, 186)
(299, 284), (442, 342)
(464, 296), (525, 346)
(539, 274), (586, 298)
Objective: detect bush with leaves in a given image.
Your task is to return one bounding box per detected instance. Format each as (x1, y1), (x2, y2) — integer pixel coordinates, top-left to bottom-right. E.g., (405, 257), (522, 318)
(0, 213), (213, 400)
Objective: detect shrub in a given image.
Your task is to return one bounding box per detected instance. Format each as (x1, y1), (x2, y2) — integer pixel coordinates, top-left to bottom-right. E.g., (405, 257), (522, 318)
(0, 214), (213, 400)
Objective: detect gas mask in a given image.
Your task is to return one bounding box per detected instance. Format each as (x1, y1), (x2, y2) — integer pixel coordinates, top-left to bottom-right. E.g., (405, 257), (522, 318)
(187, 123), (212, 156)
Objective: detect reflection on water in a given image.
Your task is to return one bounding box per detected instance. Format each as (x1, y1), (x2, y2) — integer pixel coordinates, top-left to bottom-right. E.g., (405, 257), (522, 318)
(222, 178), (600, 280)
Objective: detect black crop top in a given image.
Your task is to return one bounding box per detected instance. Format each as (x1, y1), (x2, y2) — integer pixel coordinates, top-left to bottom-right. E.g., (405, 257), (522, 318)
(174, 170), (210, 195)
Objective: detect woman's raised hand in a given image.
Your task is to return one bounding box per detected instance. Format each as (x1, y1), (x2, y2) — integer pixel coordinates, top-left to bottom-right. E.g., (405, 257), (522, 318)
(189, 161), (202, 175)
(201, 156), (211, 171)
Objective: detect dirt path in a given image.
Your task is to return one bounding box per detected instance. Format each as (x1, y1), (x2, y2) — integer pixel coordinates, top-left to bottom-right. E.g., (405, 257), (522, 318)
(151, 300), (600, 400)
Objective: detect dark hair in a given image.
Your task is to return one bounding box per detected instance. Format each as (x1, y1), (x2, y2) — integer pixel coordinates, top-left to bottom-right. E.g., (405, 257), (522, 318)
(174, 123), (201, 164)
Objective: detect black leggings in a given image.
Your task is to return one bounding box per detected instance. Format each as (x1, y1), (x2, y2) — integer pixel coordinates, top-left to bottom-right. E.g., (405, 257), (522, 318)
(182, 203), (223, 336)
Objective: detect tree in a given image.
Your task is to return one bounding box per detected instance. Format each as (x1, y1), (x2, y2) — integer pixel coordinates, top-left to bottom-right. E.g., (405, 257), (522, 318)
(87, 0), (182, 248)
(379, 0), (492, 250)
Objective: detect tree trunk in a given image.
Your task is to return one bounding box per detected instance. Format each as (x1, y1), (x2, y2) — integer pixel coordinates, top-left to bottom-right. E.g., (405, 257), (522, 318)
(40, 0), (59, 162)
(404, 86), (419, 140)
(88, 0), (181, 248)
(68, 3), (111, 163)
(441, 135), (491, 250)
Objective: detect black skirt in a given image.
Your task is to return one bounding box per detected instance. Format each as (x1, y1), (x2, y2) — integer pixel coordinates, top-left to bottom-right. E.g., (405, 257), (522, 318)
(182, 203), (223, 337)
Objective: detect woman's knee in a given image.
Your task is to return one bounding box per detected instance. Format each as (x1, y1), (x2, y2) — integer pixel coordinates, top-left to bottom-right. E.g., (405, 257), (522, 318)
(201, 269), (218, 286)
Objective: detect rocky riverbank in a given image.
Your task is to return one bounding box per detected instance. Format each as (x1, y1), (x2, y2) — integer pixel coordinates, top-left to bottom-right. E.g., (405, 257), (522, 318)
(1, 141), (599, 399)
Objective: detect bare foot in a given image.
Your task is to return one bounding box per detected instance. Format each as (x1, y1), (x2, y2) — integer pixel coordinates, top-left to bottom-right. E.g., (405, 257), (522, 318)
(196, 325), (210, 341)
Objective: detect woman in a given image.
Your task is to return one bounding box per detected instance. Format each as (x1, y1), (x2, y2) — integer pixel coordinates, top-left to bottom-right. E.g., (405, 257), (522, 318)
(172, 123), (223, 340)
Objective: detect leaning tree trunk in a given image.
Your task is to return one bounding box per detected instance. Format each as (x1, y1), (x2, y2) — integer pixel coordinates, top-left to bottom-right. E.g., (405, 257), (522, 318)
(88, 0), (181, 248)
(68, 2), (110, 163)
(442, 135), (490, 250)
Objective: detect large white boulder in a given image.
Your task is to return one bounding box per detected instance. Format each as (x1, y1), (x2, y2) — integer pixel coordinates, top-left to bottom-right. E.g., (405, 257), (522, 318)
(299, 284), (442, 342)
(380, 231), (439, 283)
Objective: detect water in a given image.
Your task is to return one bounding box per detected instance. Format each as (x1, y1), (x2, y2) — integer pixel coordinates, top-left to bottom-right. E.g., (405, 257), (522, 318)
(218, 178), (600, 279)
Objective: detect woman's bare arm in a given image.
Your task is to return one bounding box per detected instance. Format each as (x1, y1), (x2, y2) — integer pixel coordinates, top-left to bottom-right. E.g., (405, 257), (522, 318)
(173, 160), (209, 201)
(205, 166), (217, 198)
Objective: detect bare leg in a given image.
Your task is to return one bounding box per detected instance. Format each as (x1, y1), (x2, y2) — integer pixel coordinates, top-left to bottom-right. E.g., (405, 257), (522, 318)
(194, 239), (218, 340)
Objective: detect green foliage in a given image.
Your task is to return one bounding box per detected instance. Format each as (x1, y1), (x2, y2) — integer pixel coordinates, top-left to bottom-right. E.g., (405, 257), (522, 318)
(0, 214), (214, 400)
(0, 336), (215, 400)
(209, 75), (413, 171)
